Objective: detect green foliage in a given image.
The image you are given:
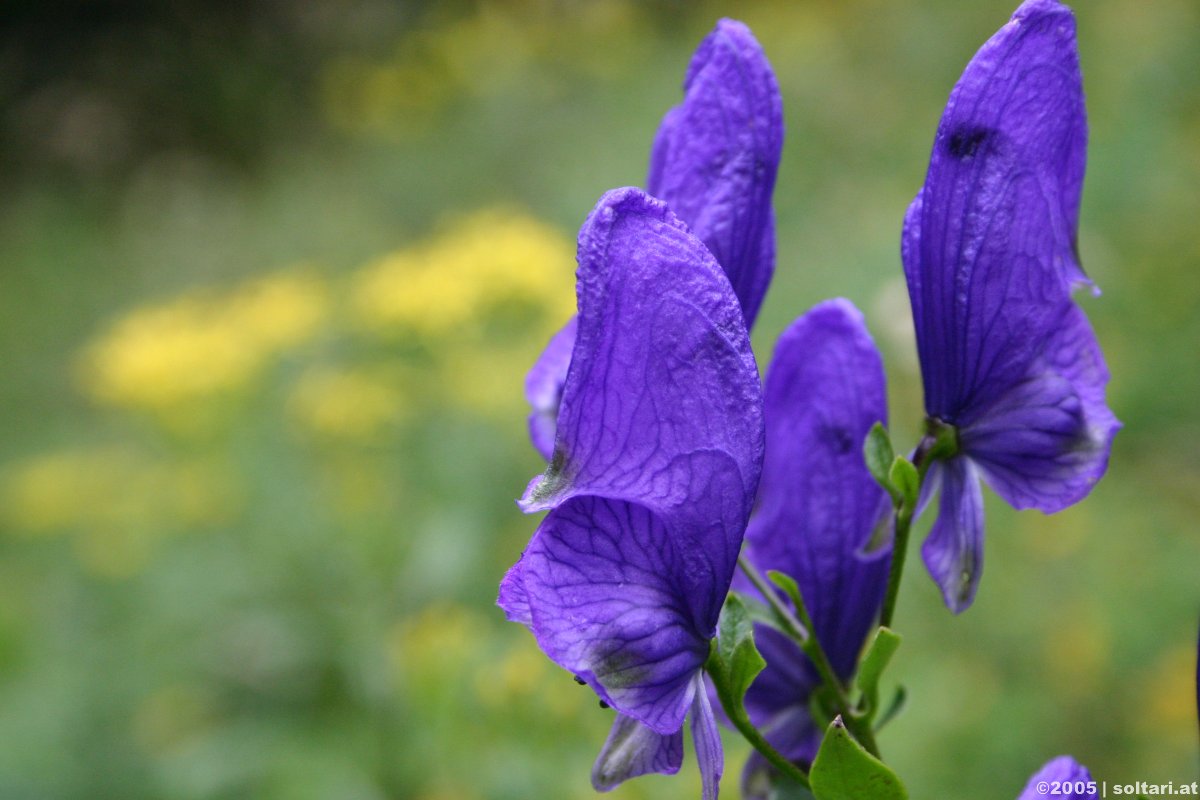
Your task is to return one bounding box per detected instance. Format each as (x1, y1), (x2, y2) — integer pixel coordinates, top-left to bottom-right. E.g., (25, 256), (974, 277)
(0, 1), (1197, 798)
(810, 717), (908, 800)
(863, 422), (900, 506)
(856, 627), (902, 722)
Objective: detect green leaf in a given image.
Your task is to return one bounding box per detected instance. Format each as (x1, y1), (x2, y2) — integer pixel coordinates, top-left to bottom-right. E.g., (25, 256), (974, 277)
(810, 716), (908, 800)
(887, 457), (920, 513)
(874, 685), (907, 731)
(708, 594), (767, 704)
(734, 591), (789, 636)
(862, 423), (900, 504)
(855, 627), (901, 719)
(766, 570), (805, 619)
(807, 684), (839, 731)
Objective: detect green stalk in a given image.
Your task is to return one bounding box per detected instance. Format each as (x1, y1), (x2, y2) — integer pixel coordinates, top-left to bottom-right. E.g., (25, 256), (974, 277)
(706, 662), (813, 789)
(877, 417), (958, 629)
(737, 555), (880, 758)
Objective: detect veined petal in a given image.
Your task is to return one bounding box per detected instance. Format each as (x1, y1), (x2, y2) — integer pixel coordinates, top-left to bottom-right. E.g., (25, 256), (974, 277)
(744, 299), (890, 677)
(905, 0), (1089, 420)
(519, 188), (764, 630)
(592, 712), (684, 792)
(921, 457), (985, 613)
(523, 18), (780, 460)
(1017, 756), (1097, 800)
(690, 673), (724, 800)
(648, 18), (783, 326)
(515, 495), (723, 732)
(525, 316), (578, 461)
(962, 302), (1119, 512)
(497, 557), (531, 627)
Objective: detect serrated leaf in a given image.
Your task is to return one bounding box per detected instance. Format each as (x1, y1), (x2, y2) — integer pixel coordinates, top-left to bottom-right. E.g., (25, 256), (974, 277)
(810, 716), (908, 800)
(856, 627), (901, 719)
(887, 457), (919, 513)
(863, 423), (900, 504)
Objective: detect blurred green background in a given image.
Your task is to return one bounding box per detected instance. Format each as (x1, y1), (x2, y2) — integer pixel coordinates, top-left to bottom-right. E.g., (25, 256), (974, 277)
(0, 1), (1196, 798)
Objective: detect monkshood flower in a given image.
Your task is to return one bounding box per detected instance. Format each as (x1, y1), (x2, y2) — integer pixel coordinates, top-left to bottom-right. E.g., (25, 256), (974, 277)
(1017, 756), (1097, 800)
(902, 0), (1120, 612)
(525, 18), (782, 460)
(736, 300), (891, 796)
(499, 188), (765, 799)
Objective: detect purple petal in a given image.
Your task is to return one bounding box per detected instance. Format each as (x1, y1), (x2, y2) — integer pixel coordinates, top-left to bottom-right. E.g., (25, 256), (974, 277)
(592, 712), (684, 792)
(647, 18), (783, 326)
(515, 495), (716, 732)
(1017, 756), (1097, 800)
(525, 316), (578, 461)
(921, 458), (985, 613)
(502, 188), (764, 730)
(518, 188), (763, 621)
(741, 625), (815, 729)
(962, 303), (1119, 512)
(904, 0), (1090, 421)
(497, 556), (531, 627)
(743, 299), (891, 676)
(690, 674), (724, 800)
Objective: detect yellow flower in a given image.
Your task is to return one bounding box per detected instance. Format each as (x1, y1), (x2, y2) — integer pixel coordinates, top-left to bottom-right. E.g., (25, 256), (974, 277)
(1, 447), (237, 577)
(79, 270), (329, 413)
(351, 209), (574, 339)
(287, 366), (407, 440)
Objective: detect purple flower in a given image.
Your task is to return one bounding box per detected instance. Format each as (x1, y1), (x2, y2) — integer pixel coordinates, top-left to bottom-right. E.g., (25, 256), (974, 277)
(1017, 756), (1097, 799)
(736, 300), (891, 795)
(499, 188), (765, 798)
(526, 18), (782, 460)
(902, 0), (1120, 612)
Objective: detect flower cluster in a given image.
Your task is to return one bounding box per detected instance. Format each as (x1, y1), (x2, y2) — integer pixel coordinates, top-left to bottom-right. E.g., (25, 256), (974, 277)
(501, 2), (1121, 797)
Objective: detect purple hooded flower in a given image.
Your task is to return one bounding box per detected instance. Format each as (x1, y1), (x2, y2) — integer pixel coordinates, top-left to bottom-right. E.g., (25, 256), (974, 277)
(902, 0), (1120, 612)
(1017, 756), (1097, 799)
(500, 188), (765, 798)
(737, 300), (891, 794)
(526, 18), (782, 460)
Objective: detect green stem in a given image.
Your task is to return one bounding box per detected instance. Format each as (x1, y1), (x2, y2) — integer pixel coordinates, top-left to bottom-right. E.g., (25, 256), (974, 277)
(706, 662), (813, 789)
(737, 553), (806, 642)
(737, 555), (881, 758)
(877, 418), (958, 629)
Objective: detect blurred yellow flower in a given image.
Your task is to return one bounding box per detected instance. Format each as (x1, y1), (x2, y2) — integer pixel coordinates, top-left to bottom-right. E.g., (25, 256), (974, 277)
(318, 1), (640, 138)
(351, 209), (574, 339)
(288, 366), (407, 440)
(389, 604), (486, 682)
(1, 447), (237, 577)
(1136, 644), (1198, 732)
(79, 270), (329, 413)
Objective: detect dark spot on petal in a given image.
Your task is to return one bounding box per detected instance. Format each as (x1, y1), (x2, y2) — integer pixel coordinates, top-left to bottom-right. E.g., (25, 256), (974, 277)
(573, 675), (586, 685)
(598, 700), (610, 709)
(820, 424), (853, 455)
(946, 126), (991, 160)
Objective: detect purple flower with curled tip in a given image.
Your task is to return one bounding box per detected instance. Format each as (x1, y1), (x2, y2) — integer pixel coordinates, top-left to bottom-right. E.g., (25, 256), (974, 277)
(500, 188), (765, 799)
(735, 300), (891, 796)
(902, 0), (1120, 612)
(526, 17), (782, 461)
(1017, 756), (1097, 799)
